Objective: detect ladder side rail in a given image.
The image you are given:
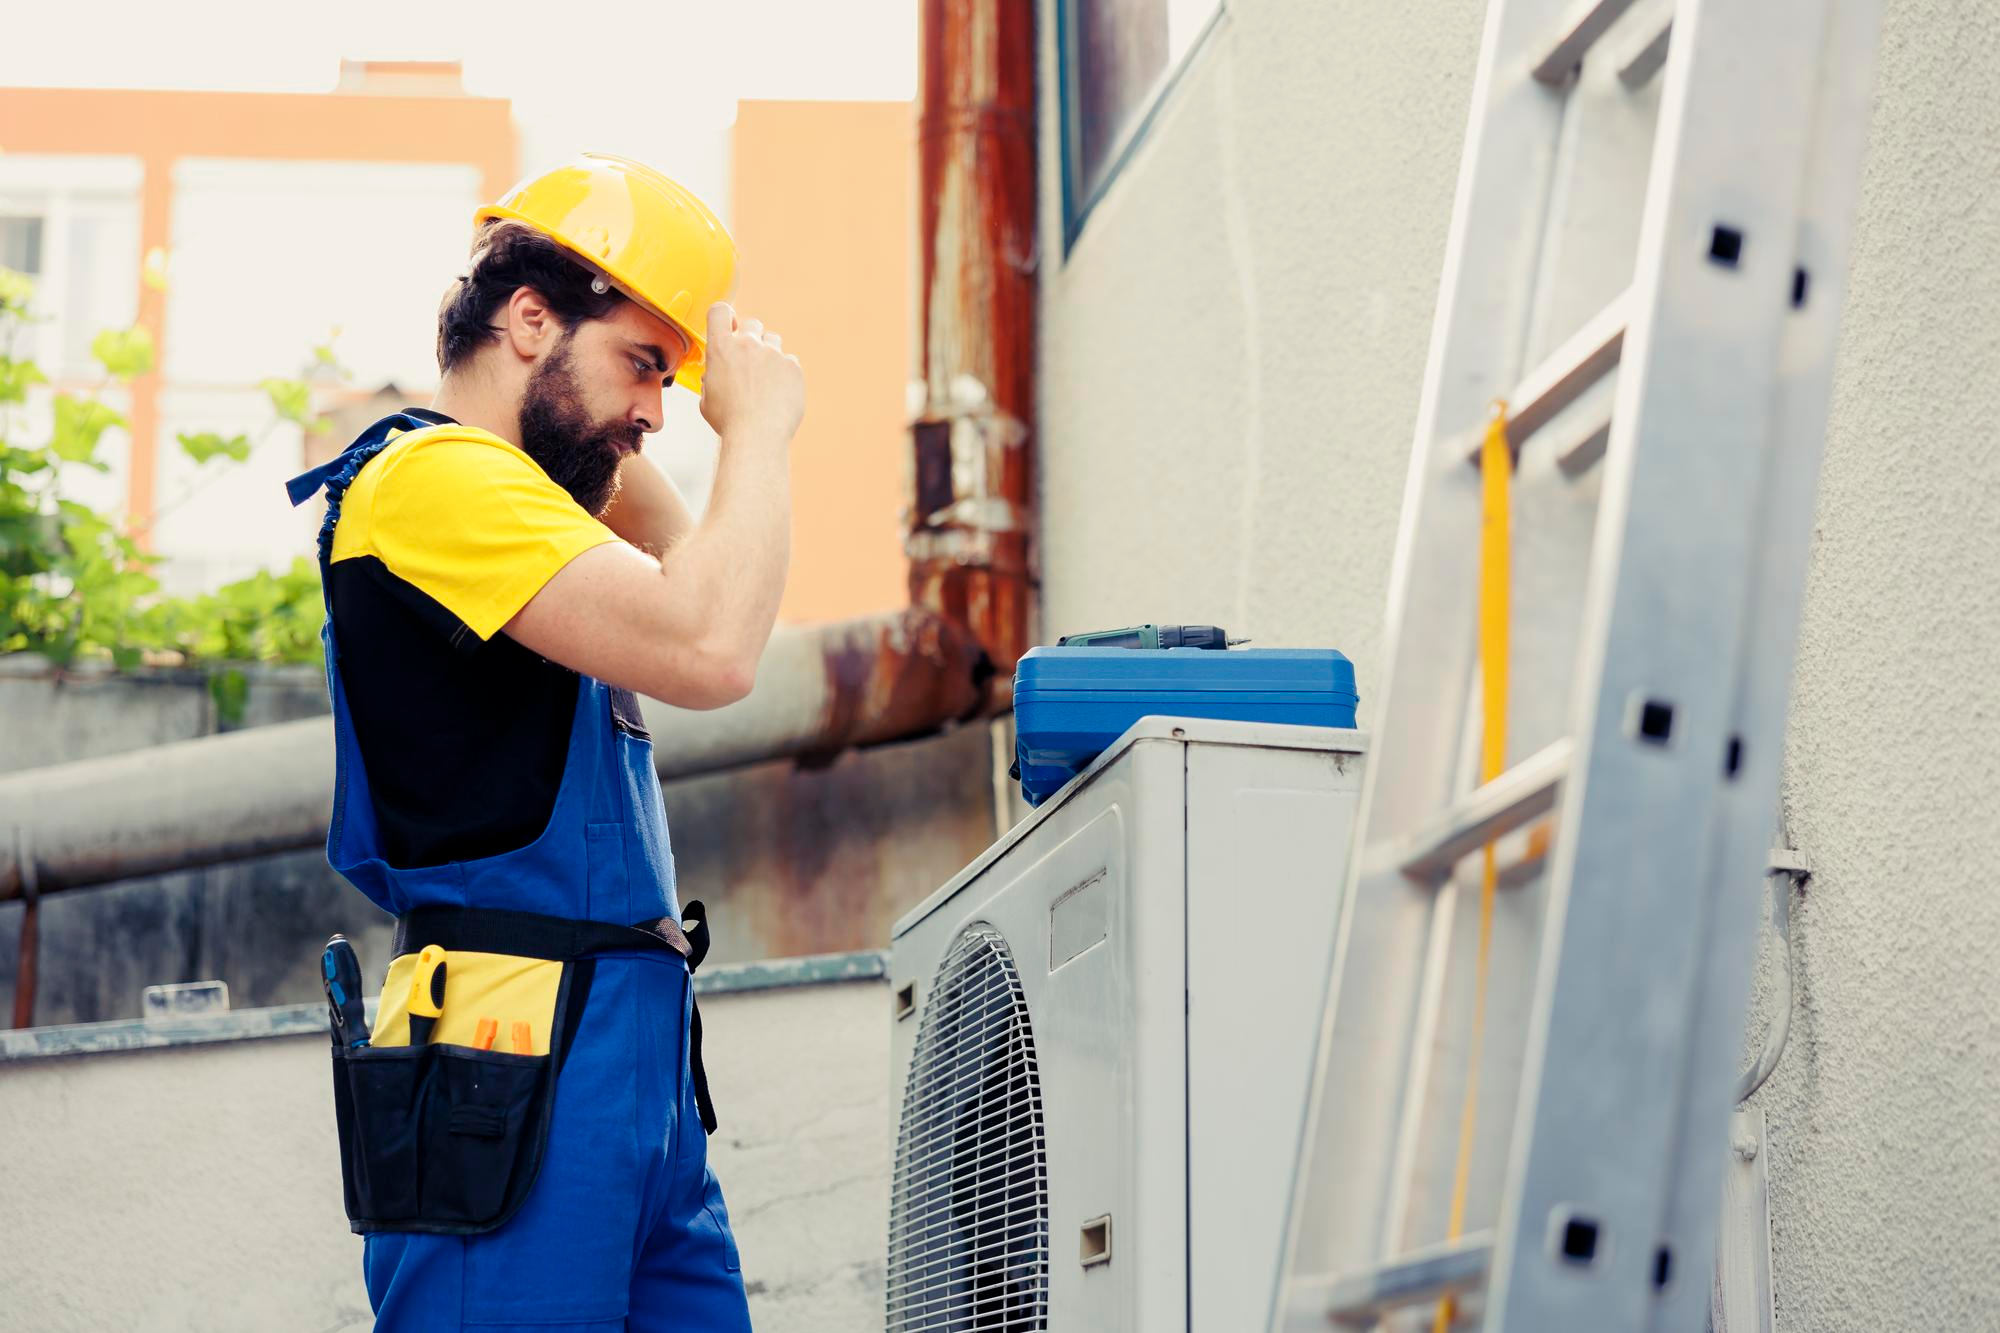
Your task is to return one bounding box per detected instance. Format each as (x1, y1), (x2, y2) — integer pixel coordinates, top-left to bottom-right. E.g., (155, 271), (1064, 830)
(1485, 0), (1838, 1327)
(1390, 34), (1680, 1250)
(1646, 5), (1885, 1327)
(1271, 0), (1589, 1318)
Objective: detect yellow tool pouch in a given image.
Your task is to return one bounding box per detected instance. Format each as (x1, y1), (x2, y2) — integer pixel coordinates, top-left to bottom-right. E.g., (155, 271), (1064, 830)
(327, 904), (698, 1236)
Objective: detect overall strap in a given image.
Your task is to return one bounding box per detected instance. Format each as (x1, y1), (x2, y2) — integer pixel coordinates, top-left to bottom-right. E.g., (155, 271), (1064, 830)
(285, 411), (442, 568)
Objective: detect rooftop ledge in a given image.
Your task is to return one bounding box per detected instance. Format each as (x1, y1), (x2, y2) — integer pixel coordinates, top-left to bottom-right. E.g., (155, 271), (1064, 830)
(0, 948), (888, 1064)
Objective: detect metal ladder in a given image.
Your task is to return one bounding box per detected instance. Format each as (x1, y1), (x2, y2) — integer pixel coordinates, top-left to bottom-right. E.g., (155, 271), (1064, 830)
(1272, 1), (1881, 1329)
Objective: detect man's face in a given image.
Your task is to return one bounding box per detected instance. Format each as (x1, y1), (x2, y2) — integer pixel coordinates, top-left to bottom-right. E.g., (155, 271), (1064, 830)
(517, 301), (691, 514)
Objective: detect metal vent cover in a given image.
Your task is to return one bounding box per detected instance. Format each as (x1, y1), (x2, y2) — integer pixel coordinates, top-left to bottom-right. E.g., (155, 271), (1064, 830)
(887, 923), (1050, 1332)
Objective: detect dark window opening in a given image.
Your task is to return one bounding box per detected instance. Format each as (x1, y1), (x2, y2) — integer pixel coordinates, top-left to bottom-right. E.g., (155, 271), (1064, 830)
(0, 215), (46, 276)
(1062, 0), (1224, 241)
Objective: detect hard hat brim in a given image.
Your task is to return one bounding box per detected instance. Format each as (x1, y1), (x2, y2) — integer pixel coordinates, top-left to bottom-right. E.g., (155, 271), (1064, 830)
(475, 203), (709, 396)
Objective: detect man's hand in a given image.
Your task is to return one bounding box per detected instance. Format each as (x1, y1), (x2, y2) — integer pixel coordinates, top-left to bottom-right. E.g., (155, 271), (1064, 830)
(698, 302), (804, 446)
(503, 301), (801, 709)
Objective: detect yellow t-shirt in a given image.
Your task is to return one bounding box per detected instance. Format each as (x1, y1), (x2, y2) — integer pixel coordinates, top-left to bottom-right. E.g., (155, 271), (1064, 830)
(329, 424), (620, 639)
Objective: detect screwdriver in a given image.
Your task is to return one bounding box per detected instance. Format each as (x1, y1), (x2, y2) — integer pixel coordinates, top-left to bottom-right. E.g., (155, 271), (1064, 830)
(1056, 623), (1248, 650)
(321, 935), (371, 1048)
(407, 946), (448, 1046)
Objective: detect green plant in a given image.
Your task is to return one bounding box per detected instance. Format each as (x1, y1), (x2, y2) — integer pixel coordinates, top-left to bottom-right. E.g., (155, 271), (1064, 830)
(0, 264), (339, 690)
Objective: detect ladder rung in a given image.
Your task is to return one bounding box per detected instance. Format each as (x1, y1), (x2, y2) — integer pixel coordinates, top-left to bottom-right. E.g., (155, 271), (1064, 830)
(1464, 292), (1629, 466)
(1379, 740), (1571, 884)
(1532, 0), (1644, 85)
(1617, 15), (1673, 89)
(1317, 1231), (1495, 1325)
(1555, 407), (1613, 476)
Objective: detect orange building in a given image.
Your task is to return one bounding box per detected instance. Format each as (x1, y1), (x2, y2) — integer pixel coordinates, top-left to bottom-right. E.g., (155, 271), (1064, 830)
(0, 66), (911, 620)
(733, 100), (915, 623)
(0, 63), (515, 549)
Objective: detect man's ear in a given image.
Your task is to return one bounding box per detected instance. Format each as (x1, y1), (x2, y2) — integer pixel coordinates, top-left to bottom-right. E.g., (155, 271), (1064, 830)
(502, 286), (557, 360)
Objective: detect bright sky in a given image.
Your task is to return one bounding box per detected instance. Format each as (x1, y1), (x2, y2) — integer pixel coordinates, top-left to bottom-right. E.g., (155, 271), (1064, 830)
(0, 0), (918, 217)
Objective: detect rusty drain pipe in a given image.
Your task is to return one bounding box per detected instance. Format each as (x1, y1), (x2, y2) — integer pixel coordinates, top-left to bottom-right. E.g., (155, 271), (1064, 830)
(909, 0), (1039, 704)
(0, 611), (988, 911)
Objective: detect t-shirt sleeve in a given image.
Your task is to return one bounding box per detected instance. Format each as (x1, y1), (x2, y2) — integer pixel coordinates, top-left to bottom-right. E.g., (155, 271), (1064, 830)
(364, 434), (622, 640)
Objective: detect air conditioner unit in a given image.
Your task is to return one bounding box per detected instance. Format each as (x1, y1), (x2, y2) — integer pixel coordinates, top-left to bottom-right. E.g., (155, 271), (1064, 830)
(886, 717), (1367, 1331)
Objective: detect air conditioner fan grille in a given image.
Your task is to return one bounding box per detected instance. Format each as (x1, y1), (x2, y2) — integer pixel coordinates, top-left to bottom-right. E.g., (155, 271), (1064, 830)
(886, 924), (1049, 1332)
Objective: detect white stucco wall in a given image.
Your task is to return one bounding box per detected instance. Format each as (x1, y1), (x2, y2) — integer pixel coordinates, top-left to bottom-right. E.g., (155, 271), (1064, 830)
(1759, 3), (2000, 1327)
(0, 979), (890, 1332)
(1036, 1), (1487, 671)
(1034, 1), (2000, 1329)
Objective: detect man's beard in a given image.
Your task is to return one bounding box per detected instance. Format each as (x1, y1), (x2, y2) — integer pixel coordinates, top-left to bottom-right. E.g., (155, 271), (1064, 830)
(518, 334), (639, 515)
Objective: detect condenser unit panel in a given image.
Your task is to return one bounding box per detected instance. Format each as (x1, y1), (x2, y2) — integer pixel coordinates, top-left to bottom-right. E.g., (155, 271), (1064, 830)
(890, 717), (1366, 1333)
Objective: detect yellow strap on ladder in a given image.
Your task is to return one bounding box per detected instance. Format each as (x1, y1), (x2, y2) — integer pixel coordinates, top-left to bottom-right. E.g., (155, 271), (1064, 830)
(1434, 401), (1511, 1332)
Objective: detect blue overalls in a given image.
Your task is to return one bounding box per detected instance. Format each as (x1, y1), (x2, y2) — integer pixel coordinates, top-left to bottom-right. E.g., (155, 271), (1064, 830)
(289, 414), (752, 1332)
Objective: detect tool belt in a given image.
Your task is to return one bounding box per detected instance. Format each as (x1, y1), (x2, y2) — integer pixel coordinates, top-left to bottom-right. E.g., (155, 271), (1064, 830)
(327, 902), (717, 1236)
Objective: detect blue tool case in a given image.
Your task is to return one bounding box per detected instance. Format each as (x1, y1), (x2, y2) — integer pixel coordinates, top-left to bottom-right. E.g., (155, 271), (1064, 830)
(1012, 646), (1359, 806)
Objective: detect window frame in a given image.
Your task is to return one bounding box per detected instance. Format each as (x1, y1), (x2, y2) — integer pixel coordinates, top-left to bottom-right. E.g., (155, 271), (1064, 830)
(1056, 0), (1228, 255)
(0, 156), (143, 383)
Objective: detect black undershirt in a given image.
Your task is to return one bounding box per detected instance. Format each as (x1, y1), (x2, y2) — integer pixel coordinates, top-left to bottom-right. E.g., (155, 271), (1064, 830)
(327, 409), (578, 869)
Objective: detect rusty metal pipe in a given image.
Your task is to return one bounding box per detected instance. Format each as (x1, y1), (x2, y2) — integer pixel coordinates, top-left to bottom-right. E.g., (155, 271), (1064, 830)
(910, 0), (1039, 695)
(0, 610), (988, 902)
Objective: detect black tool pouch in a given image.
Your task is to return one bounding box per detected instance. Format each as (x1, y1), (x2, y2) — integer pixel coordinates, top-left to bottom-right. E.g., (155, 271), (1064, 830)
(326, 902), (712, 1237)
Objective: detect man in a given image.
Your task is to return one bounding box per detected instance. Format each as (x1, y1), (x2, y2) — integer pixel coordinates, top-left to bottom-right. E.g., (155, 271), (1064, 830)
(287, 153), (802, 1331)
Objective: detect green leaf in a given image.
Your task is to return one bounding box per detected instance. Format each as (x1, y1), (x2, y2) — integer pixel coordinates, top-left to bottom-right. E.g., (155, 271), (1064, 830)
(177, 430), (253, 465)
(0, 267), (34, 312)
(91, 325), (155, 380)
(0, 356), (47, 405)
(209, 666), (249, 727)
(258, 377), (314, 425)
(50, 395), (124, 467)
(4, 445), (52, 476)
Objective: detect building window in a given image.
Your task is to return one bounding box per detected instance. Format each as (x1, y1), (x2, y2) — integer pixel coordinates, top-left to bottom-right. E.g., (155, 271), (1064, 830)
(1060, 0), (1223, 245)
(0, 215), (45, 275)
(0, 170), (140, 381)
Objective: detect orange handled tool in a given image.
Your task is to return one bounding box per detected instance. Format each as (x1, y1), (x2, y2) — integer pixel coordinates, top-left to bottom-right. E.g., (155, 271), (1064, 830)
(472, 1016), (498, 1051)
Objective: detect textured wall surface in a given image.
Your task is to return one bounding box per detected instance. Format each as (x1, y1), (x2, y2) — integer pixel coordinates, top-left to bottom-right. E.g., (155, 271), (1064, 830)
(1034, 0), (2000, 1328)
(1035, 0), (1487, 709)
(0, 979), (890, 1332)
(1753, 1), (2000, 1327)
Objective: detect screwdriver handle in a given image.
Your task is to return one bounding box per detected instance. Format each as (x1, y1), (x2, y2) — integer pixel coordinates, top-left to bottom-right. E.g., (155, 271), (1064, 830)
(321, 935), (371, 1048)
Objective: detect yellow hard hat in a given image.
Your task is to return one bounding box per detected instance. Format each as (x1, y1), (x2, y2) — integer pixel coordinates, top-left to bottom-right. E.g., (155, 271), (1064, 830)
(476, 153), (736, 395)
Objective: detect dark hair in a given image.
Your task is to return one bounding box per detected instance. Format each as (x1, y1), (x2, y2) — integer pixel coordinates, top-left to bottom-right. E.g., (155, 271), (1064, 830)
(435, 219), (625, 374)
